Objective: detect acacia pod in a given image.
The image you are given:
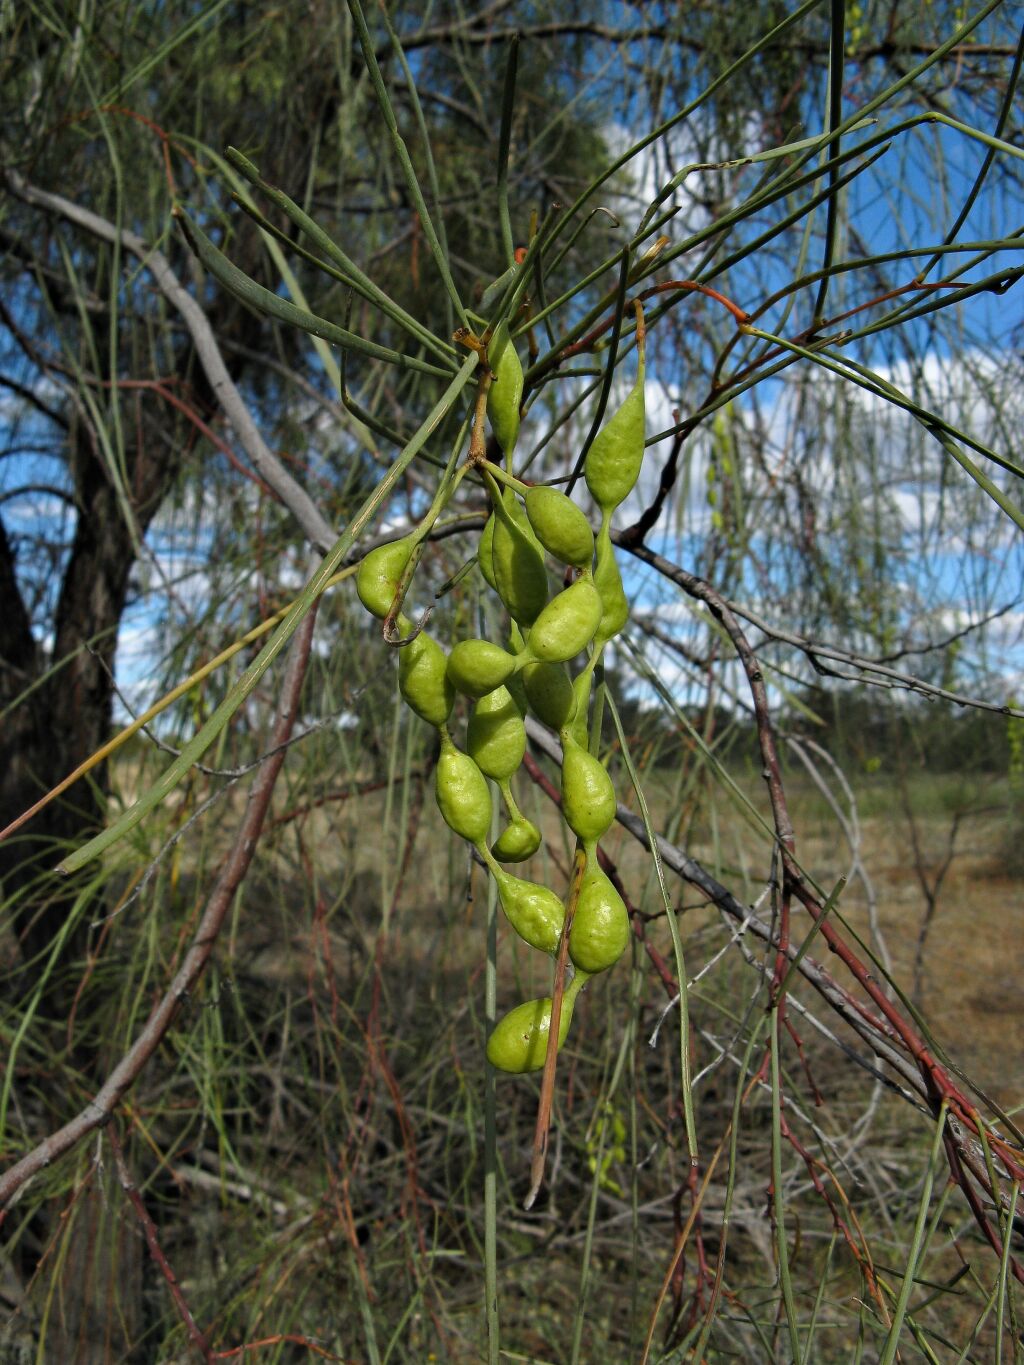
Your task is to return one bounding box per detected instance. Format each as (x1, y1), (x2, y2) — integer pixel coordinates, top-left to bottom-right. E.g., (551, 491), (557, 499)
(523, 486), (595, 568)
(584, 353), (646, 516)
(491, 817), (542, 863)
(569, 862), (629, 974)
(435, 737), (492, 844)
(568, 668), (593, 749)
(522, 661), (576, 730)
(478, 513), (498, 591)
(447, 639), (517, 698)
(356, 537), (414, 619)
(491, 491), (548, 627)
(592, 526), (629, 646)
(561, 734), (616, 844)
(486, 984), (581, 1074)
(398, 631), (454, 728)
(487, 322), (524, 455)
(503, 638), (530, 718)
(492, 867), (565, 954)
(526, 578), (603, 663)
(467, 686), (526, 781)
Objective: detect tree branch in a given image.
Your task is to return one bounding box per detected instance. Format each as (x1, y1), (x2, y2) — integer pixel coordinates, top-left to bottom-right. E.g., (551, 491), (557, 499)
(4, 172), (337, 554)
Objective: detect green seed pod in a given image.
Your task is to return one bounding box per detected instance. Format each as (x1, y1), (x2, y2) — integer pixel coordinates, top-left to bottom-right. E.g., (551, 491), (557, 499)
(523, 486), (595, 568)
(447, 639), (517, 698)
(492, 867), (565, 954)
(561, 734), (616, 844)
(356, 537), (414, 619)
(504, 646), (530, 719)
(467, 687), (526, 781)
(569, 862), (629, 974)
(522, 661), (576, 731)
(568, 668), (593, 749)
(398, 631), (454, 728)
(491, 490), (549, 627)
(491, 816), (542, 863)
(526, 577), (603, 663)
(593, 527), (629, 646)
(487, 322), (524, 455)
(435, 737), (491, 844)
(478, 513), (498, 591)
(487, 985), (580, 1074)
(584, 354), (646, 516)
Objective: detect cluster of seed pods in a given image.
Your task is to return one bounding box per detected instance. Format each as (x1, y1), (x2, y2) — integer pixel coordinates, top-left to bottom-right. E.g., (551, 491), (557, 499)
(356, 309), (646, 1074)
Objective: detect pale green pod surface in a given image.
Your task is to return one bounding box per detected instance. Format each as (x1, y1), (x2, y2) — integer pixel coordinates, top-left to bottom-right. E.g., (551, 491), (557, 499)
(522, 661), (576, 730)
(467, 686), (526, 781)
(561, 735), (616, 843)
(524, 486), (595, 568)
(568, 668), (593, 749)
(584, 361), (646, 515)
(435, 739), (491, 844)
(593, 528), (629, 646)
(504, 652), (530, 718)
(527, 578), (603, 663)
(398, 631), (454, 728)
(493, 867), (565, 954)
(356, 537), (414, 619)
(487, 322), (524, 455)
(486, 991), (576, 1074)
(446, 639), (517, 698)
(491, 817), (542, 863)
(478, 513), (498, 591)
(492, 496), (548, 627)
(569, 862), (629, 974)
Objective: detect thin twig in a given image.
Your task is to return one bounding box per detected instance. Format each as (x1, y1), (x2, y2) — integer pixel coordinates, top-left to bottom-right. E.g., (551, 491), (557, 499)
(0, 605), (319, 1208)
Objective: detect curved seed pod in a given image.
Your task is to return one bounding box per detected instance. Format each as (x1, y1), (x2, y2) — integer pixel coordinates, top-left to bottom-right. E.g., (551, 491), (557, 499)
(487, 975), (585, 1074)
(398, 630), (454, 728)
(525, 578), (603, 664)
(561, 734), (616, 844)
(592, 526), (629, 646)
(584, 349), (646, 516)
(447, 639), (517, 698)
(356, 536), (414, 619)
(491, 816), (542, 863)
(435, 736), (491, 844)
(492, 866), (565, 954)
(478, 513), (498, 591)
(467, 686), (526, 781)
(487, 322), (524, 455)
(491, 489), (548, 627)
(568, 668), (593, 749)
(569, 861), (629, 974)
(522, 661), (576, 731)
(523, 486), (595, 568)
